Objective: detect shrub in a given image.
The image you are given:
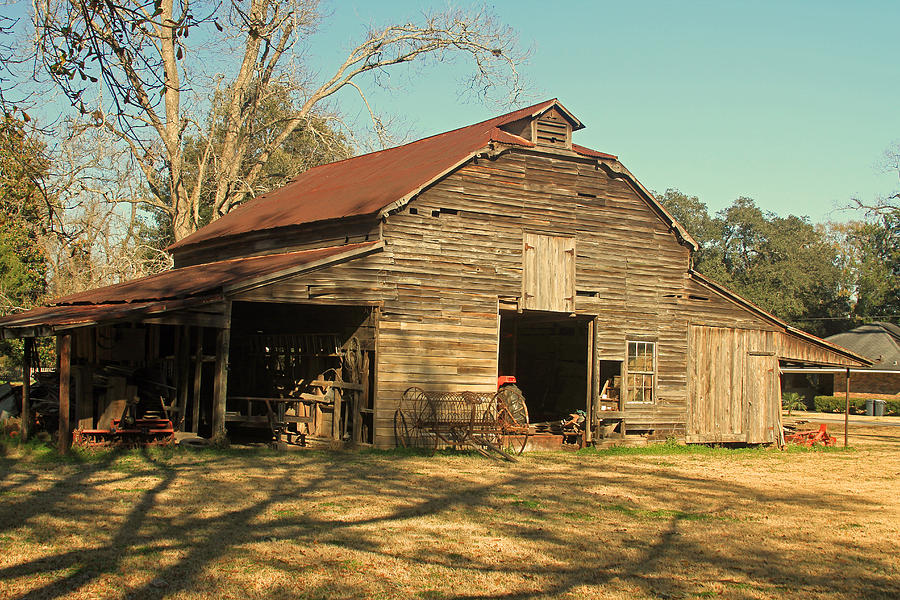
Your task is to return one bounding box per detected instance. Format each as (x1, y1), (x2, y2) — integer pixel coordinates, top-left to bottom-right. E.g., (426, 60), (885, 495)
(813, 396), (866, 414)
(813, 395), (900, 415)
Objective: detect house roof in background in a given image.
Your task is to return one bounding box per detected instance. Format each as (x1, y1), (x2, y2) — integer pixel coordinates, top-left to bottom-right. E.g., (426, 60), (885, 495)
(167, 99), (618, 252)
(825, 323), (900, 371)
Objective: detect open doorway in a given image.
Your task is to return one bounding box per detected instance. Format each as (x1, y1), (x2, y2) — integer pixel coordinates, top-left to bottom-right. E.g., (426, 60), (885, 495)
(498, 311), (591, 430)
(228, 302), (376, 445)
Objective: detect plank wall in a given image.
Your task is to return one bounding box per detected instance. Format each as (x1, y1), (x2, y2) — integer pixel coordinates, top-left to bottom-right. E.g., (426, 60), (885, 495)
(225, 148), (858, 446)
(377, 149), (782, 443)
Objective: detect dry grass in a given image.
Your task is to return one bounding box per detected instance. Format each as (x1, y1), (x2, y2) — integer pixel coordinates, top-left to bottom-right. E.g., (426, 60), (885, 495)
(1, 420), (898, 600)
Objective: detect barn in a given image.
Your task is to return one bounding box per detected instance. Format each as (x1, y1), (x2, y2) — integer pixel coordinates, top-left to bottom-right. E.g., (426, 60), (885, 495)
(0, 99), (871, 450)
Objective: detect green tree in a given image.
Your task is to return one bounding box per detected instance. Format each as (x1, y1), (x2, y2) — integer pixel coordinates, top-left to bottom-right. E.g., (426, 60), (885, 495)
(0, 116), (50, 376)
(655, 188), (717, 255)
(659, 191), (852, 336)
(147, 83), (353, 248)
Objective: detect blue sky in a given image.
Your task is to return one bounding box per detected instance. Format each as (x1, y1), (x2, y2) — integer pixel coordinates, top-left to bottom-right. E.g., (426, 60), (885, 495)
(307, 0), (900, 223)
(8, 0), (898, 223)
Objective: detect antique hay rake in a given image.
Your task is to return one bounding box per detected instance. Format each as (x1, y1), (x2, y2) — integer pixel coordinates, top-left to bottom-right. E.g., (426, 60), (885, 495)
(393, 386), (530, 460)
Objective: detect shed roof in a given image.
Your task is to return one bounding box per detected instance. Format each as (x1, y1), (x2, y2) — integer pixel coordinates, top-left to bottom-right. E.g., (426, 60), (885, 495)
(168, 99), (620, 252)
(0, 242), (380, 334)
(690, 271), (873, 367)
(825, 323), (900, 370)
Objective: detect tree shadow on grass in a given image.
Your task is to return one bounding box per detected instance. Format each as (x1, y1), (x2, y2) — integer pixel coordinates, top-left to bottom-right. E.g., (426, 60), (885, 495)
(0, 447), (897, 599)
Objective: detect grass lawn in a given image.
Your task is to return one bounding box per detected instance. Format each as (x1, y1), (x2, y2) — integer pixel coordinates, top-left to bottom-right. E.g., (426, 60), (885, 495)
(0, 420), (898, 600)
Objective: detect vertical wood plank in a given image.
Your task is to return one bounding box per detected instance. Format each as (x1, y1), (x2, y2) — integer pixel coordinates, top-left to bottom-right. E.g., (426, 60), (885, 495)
(75, 365), (94, 430)
(58, 334), (72, 453)
(21, 337), (32, 442)
(212, 301), (232, 442)
(176, 326), (190, 431)
(356, 351), (370, 444)
(191, 328), (203, 434)
(844, 368), (850, 448)
(332, 388), (343, 440)
(585, 318), (594, 444)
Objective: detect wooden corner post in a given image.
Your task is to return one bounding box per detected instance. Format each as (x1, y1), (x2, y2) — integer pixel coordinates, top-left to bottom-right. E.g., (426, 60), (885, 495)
(58, 334), (72, 453)
(212, 301), (232, 443)
(21, 337), (33, 442)
(844, 367), (850, 448)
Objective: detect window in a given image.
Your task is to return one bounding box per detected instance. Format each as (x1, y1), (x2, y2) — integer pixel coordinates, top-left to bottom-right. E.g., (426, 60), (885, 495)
(626, 341), (655, 403)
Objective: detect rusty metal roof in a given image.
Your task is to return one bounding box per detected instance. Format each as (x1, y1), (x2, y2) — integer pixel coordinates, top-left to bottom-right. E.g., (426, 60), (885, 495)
(169, 99), (617, 252)
(0, 242), (380, 333)
(0, 298), (217, 331)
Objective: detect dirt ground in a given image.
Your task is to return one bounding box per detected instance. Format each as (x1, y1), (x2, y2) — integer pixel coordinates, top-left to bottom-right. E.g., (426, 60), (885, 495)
(0, 418), (898, 600)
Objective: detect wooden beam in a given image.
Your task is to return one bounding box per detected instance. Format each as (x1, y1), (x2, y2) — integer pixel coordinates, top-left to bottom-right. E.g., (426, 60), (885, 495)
(191, 328), (203, 434)
(585, 318), (594, 445)
(844, 367), (850, 448)
(212, 301), (232, 442)
(142, 312), (227, 329)
(176, 326), (190, 431)
(332, 388), (343, 440)
(75, 365), (93, 430)
(21, 337), (32, 442)
(58, 334), (72, 453)
(355, 351), (370, 444)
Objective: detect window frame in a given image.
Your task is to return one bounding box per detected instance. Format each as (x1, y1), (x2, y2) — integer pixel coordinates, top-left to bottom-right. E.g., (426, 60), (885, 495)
(625, 339), (657, 405)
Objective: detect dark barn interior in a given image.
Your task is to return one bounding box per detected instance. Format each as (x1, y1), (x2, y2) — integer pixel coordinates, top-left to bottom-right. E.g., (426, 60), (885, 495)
(499, 312), (590, 425)
(227, 302), (376, 445)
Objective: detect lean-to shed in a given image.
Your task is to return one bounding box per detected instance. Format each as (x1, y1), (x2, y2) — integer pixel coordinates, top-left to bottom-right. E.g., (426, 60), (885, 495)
(0, 99), (871, 449)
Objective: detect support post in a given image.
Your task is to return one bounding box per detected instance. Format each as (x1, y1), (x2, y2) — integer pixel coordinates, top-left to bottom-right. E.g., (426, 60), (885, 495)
(212, 301), (232, 443)
(585, 319), (595, 445)
(192, 328), (203, 433)
(21, 337), (32, 442)
(844, 367), (850, 448)
(176, 326), (190, 431)
(58, 334), (72, 453)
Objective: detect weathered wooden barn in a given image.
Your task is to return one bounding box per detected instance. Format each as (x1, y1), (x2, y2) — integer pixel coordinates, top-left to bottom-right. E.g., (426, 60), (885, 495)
(0, 99), (870, 449)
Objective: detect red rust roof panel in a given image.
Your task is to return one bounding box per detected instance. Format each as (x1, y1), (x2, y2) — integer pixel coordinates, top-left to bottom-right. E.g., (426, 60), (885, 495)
(169, 100), (605, 252)
(51, 242), (378, 305)
(0, 299), (215, 330)
(0, 242), (379, 331)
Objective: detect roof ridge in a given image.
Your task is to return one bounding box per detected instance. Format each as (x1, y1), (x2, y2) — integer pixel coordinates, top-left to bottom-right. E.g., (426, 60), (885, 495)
(289, 99), (560, 178)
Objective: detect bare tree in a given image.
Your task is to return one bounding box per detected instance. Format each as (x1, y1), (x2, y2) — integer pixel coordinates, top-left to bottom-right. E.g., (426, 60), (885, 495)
(33, 0), (525, 241)
(850, 142), (900, 217)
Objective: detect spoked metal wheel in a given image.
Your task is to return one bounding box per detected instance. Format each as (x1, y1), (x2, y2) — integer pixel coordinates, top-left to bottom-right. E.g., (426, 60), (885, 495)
(398, 387), (438, 454)
(410, 396), (438, 454)
(496, 384), (530, 455)
(393, 408), (412, 448)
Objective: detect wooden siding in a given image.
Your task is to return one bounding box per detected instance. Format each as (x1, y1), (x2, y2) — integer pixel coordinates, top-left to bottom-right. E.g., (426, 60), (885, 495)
(534, 107), (572, 149)
(776, 331), (863, 367)
(173, 217), (381, 268)
(379, 150), (774, 444)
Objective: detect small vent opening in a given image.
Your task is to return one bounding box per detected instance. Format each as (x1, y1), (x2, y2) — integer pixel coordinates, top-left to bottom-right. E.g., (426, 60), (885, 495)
(535, 118), (569, 148)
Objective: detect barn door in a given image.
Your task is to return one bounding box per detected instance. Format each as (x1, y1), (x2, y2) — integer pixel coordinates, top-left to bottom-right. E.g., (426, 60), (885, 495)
(687, 325), (745, 443)
(689, 325), (780, 444)
(522, 233), (575, 312)
(744, 353), (778, 443)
